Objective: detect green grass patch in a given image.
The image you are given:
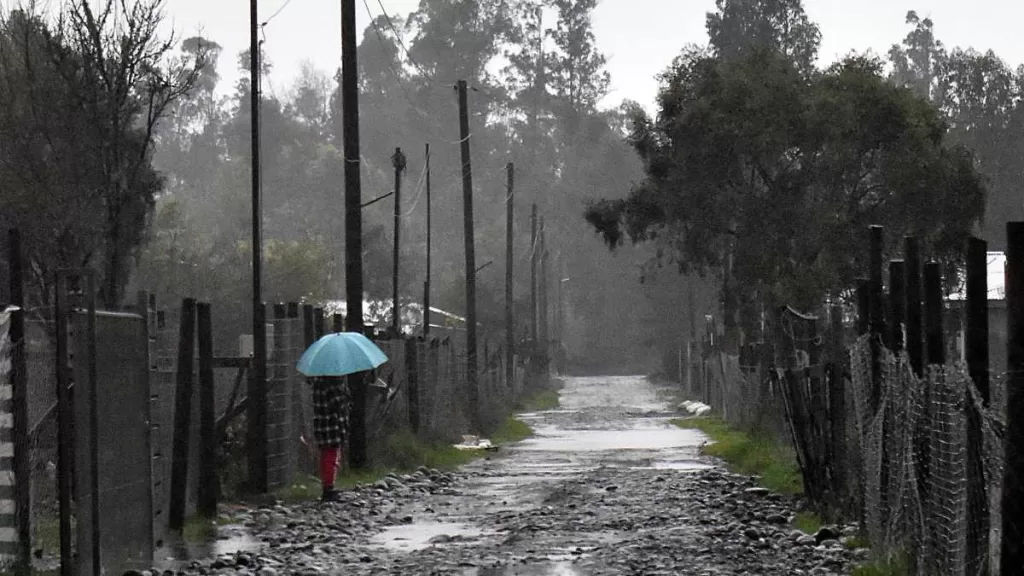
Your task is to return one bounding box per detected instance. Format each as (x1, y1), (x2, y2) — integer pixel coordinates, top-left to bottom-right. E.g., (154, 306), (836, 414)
(515, 388), (560, 412)
(183, 515), (217, 542)
(275, 423), (536, 504)
(375, 428), (487, 471)
(272, 387), (542, 505)
(489, 416), (534, 445)
(672, 416), (803, 495)
(30, 515), (69, 557)
(851, 550), (913, 576)
(792, 511), (824, 534)
(845, 535), (871, 550)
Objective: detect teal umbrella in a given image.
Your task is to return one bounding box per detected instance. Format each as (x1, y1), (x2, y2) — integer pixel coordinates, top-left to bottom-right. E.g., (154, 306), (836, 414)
(296, 332), (389, 377)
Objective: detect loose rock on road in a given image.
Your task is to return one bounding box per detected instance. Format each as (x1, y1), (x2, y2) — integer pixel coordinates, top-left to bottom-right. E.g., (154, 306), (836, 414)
(172, 375), (863, 575)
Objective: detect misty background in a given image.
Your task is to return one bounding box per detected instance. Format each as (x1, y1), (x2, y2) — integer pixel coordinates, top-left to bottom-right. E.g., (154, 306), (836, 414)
(1, 0), (1021, 374)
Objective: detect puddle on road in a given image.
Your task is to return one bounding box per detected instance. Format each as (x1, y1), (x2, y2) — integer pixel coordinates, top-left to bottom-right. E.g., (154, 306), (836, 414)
(154, 525), (262, 569)
(647, 459), (713, 471)
(371, 520), (497, 552)
(518, 423), (705, 453)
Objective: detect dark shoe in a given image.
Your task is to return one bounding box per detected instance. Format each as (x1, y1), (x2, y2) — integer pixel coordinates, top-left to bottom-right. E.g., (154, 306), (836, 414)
(320, 488), (339, 502)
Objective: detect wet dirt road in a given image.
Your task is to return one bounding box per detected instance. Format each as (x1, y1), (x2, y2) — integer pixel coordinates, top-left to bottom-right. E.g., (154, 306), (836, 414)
(173, 375), (860, 576)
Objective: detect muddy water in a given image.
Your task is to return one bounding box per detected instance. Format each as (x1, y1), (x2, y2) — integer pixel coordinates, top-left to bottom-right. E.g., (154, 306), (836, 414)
(169, 375), (861, 575)
(154, 524), (262, 568)
(370, 375), (708, 558)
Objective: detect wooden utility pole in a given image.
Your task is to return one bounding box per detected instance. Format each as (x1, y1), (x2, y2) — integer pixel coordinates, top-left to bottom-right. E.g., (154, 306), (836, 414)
(392, 147), (406, 336)
(424, 143), (431, 336)
(505, 163), (515, 389)
(341, 0), (367, 468)
(530, 204), (538, 348)
(247, 0), (268, 494)
(456, 80), (480, 431)
(556, 256), (566, 374)
(539, 218), (549, 366)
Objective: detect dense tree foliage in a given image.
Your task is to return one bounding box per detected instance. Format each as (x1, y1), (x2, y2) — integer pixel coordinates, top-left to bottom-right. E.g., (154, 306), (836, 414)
(6, 0), (1017, 368)
(128, 0), (650, 358)
(0, 1), (205, 311)
(888, 10), (1024, 247)
(706, 0), (821, 74)
(586, 0), (986, 338)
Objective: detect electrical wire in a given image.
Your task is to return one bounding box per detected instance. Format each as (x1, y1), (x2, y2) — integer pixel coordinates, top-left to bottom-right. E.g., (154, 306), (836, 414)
(263, 0), (296, 27)
(360, 0), (472, 147)
(375, 0), (429, 79)
(399, 163), (428, 217)
(366, 0), (498, 102)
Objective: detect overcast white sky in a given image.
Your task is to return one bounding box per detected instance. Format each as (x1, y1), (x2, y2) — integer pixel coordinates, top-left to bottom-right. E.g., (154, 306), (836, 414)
(160, 0), (1024, 110)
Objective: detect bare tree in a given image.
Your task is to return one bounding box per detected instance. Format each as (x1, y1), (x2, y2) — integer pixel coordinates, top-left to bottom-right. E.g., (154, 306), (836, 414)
(45, 0), (208, 307)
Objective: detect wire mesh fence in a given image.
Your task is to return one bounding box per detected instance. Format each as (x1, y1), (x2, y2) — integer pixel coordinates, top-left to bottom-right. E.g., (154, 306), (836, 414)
(684, 318), (1006, 575)
(846, 335), (1004, 574)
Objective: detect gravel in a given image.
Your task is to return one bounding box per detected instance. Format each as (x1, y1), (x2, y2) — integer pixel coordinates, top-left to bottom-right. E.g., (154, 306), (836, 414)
(136, 377), (868, 576)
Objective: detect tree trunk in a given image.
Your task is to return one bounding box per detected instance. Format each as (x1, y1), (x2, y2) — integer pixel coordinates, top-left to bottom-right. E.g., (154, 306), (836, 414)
(102, 204), (123, 310)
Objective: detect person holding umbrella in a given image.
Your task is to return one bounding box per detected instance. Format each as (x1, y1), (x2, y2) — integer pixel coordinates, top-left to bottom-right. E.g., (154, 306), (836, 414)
(297, 332), (389, 502)
(310, 376), (351, 501)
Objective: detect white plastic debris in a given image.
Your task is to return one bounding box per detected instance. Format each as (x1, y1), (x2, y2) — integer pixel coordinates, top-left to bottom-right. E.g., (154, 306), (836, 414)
(677, 400), (712, 416)
(453, 435), (494, 450)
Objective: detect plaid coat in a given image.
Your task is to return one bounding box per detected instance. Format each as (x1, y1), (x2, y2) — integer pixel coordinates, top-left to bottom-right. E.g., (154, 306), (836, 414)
(311, 377), (352, 448)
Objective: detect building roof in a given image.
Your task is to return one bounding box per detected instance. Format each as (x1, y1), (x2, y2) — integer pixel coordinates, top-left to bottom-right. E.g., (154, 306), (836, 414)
(948, 252), (1006, 301)
(324, 299), (466, 334)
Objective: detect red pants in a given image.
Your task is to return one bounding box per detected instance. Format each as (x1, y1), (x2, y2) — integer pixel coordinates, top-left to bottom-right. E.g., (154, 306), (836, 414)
(320, 446), (342, 490)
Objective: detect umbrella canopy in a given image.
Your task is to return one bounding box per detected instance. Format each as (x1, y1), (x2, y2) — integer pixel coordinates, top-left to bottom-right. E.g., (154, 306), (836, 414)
(296, 332), (389, 377)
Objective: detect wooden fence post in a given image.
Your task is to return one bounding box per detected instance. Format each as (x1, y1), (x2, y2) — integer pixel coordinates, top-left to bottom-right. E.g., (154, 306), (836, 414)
(828, 304), (847, 511)
(6, 230), (30, 568)
(332, 313), (344, 334)
(889, 261), (906, 352)
(965, 237), (989, 575)
(805, 311), (827, 503)
(407, 338), (420, 434)
(196, 302), (217, 517)
(778, 309), (815, 503)
(856, 279), (870, 336)
(868, 227), (889, 525)
(924, 263), (945, 365)
(246, 302), (269, 493)
(916, 260), (945, 519)
(314, 307), (325, 339)
(169, 298), (196, 530)
(303, 305), (315, 347)
(869, 226), (885, 405)
(1002, 222), (1024, 572)
(905, 238), (924, 376)
(53, 275), (74, 576)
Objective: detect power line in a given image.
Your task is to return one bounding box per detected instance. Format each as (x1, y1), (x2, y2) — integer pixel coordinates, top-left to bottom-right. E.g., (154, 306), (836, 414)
(263, 0), (296, 27)
(360, 0), (471, 146)
(374, 0), (430, 80)
(367, 0), (496, 99)
(400, 163), (428, 217)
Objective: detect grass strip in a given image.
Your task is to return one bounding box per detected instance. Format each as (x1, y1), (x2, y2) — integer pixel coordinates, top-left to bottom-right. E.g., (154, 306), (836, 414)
(671, 416), (803, 495)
